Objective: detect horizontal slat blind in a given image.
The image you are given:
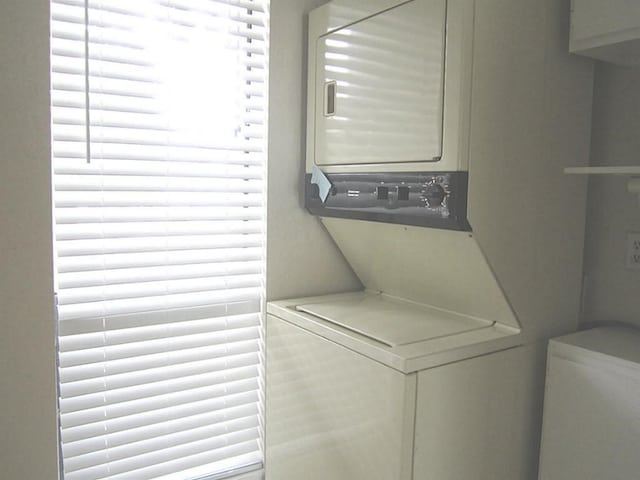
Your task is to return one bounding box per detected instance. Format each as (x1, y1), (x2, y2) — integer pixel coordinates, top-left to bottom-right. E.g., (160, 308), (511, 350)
(51, 1), (268, 479)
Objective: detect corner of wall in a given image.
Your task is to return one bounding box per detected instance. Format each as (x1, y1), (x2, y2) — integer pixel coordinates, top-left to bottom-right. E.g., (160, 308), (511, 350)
(581, 63), (640, 328)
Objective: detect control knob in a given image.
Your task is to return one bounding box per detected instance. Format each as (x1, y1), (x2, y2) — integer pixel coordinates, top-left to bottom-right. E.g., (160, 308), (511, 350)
(423, 184), (446, 208)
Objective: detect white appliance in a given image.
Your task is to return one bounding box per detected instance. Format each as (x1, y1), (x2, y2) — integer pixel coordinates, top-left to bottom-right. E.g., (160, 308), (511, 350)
(266, 0), (594, 478)
(309, 0), (470, 172)
(538, 327), (640, 480)
(267, 292), (532, 480)
(305, 0), (474, 231)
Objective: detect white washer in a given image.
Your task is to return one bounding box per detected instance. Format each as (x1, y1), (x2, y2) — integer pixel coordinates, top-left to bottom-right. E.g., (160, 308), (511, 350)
(265, 291), (532, 480)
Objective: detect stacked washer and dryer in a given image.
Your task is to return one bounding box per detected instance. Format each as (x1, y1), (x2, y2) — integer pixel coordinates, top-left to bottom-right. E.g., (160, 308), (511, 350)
(265, 1), (594, 479)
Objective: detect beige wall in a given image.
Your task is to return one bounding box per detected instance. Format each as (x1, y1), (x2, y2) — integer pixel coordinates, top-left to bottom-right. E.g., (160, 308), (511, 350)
(582, 64), (640, 328)
(266, 0), (360, 301)
(0, 1), (59, 478)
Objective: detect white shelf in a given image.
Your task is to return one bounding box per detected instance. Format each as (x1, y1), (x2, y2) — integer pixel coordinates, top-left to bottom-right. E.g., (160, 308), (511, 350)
(564, 166), (640, 175)
(565, 166), (640, 202)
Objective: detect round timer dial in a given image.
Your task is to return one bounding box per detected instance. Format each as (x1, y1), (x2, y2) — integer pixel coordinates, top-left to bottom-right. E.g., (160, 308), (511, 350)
(423, 184), (446, 208)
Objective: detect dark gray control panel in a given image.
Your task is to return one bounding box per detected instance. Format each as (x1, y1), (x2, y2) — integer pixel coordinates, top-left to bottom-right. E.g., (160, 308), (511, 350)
(305, 172), (470, 231)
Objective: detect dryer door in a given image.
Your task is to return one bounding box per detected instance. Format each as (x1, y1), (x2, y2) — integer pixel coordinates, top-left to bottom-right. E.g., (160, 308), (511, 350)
(314, 0), (446, 166)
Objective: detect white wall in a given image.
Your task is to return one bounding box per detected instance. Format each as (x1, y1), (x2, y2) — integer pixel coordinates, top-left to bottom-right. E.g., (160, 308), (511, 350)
(582, 64), (640, 328)
(0, 1), (59, 478)
(266, 0), (360, 301)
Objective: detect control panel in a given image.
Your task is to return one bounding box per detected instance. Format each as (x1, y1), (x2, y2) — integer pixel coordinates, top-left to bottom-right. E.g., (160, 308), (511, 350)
(305, 172), (470, 231)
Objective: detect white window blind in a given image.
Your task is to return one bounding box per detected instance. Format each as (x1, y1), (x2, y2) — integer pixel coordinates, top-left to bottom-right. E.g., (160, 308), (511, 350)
(50, 1), (268, 479)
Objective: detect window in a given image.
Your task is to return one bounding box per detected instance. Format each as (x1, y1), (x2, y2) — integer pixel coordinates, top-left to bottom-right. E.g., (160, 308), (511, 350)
(50, 1), (268, 479)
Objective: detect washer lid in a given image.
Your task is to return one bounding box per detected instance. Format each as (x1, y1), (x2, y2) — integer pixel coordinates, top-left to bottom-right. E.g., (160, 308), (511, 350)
(296, 292), (494, 347)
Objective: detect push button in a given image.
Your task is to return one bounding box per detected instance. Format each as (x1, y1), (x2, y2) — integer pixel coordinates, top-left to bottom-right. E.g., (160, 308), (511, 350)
(397, 186), (410, 201)
(376, 186), (389, 200)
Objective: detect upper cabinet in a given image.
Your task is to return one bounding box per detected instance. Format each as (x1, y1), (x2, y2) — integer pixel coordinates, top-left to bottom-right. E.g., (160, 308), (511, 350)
(570, 0), (640, 65)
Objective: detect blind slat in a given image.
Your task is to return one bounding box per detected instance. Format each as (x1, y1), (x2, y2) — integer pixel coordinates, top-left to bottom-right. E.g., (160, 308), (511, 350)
(55, 248), (263, 276)
(57, 262), (262, 290)
(55, 219), (263, 241)
(59, 311), (260, 354)
(60, 336), (261, 382)
(59, 331), (260, 372)
(66, 438), (261, 480)
(64, 417), (260, 471)
(57, 287), (262, 322)
(59, 360), (260, 413)
(60, 378), (260, 430)
(55, 235), (263, 258)
(61, 389), (259, 443)
(63, 402), (258, 456)
(53, 158), (265, 177)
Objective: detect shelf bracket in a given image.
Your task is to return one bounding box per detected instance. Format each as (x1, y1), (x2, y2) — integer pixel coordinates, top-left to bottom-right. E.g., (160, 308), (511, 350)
(627, 177), (640, 203)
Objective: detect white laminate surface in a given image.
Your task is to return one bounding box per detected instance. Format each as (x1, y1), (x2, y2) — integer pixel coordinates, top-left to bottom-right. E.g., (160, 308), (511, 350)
(297, 291), (493, 347)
